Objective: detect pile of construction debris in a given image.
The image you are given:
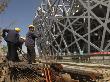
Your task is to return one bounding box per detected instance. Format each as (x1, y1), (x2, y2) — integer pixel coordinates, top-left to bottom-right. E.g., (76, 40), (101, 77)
(1, 59), (110, 82)
(0, 62), (79, 82)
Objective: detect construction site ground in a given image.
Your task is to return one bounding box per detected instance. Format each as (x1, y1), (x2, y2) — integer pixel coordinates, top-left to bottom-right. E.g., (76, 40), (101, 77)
(0, 58), (110, 82)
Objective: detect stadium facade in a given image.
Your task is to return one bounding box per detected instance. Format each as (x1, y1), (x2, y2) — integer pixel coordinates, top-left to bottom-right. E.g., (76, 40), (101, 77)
(33, 0), (110, 56)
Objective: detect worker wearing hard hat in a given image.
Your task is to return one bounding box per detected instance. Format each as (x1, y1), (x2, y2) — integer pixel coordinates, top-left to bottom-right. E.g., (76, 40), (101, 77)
(2, 27), (21, 62)
(25, 24), (38, 64)
(17, 37), (26, 53)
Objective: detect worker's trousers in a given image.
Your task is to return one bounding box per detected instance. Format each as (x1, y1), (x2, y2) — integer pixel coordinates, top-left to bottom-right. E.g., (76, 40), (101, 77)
(27, 46), (36, 64)
(7, 42), (20, 62)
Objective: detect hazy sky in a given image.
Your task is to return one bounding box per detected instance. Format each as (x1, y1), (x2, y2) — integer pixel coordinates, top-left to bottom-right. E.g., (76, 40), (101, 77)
(0, 0), (42, 54)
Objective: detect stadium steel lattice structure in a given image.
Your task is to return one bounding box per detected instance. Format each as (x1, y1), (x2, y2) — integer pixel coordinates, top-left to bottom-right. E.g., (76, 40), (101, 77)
(34, 0), (110, 56)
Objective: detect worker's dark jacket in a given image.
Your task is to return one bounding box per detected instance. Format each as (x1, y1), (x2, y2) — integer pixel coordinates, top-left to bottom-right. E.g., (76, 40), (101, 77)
(2, 29), (19, 44)
(2, 29), (20, 61)
(25, 31), (38, 47)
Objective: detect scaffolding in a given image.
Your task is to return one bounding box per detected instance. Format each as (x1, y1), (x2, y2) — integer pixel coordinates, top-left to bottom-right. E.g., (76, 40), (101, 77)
(34, 0), (110, 56)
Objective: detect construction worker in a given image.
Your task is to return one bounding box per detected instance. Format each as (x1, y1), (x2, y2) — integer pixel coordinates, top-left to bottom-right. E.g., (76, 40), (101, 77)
(25, 24), (38, 64)
(2, 27), (21, 62)
(18, 37), (25, 49)
(17, 37), (25, 53)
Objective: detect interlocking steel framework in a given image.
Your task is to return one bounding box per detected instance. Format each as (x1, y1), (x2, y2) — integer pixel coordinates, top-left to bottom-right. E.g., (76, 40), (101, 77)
(34, 0), (110, 56)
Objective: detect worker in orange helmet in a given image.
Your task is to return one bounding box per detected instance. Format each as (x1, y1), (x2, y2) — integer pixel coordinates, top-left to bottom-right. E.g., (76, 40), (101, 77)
(2, 27), (21, 62)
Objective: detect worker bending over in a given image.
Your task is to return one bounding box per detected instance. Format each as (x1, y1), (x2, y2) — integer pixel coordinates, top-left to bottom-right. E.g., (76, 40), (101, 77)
(2, 28), (21, 62)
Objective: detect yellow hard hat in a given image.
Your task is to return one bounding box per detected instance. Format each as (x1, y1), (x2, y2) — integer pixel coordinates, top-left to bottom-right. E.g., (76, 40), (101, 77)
(28, 24), (35, 28)
(15, 27), (21, 32)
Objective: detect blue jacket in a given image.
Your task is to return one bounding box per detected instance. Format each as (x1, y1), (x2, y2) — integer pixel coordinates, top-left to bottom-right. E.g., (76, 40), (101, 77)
(25, 31), (38, 47)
